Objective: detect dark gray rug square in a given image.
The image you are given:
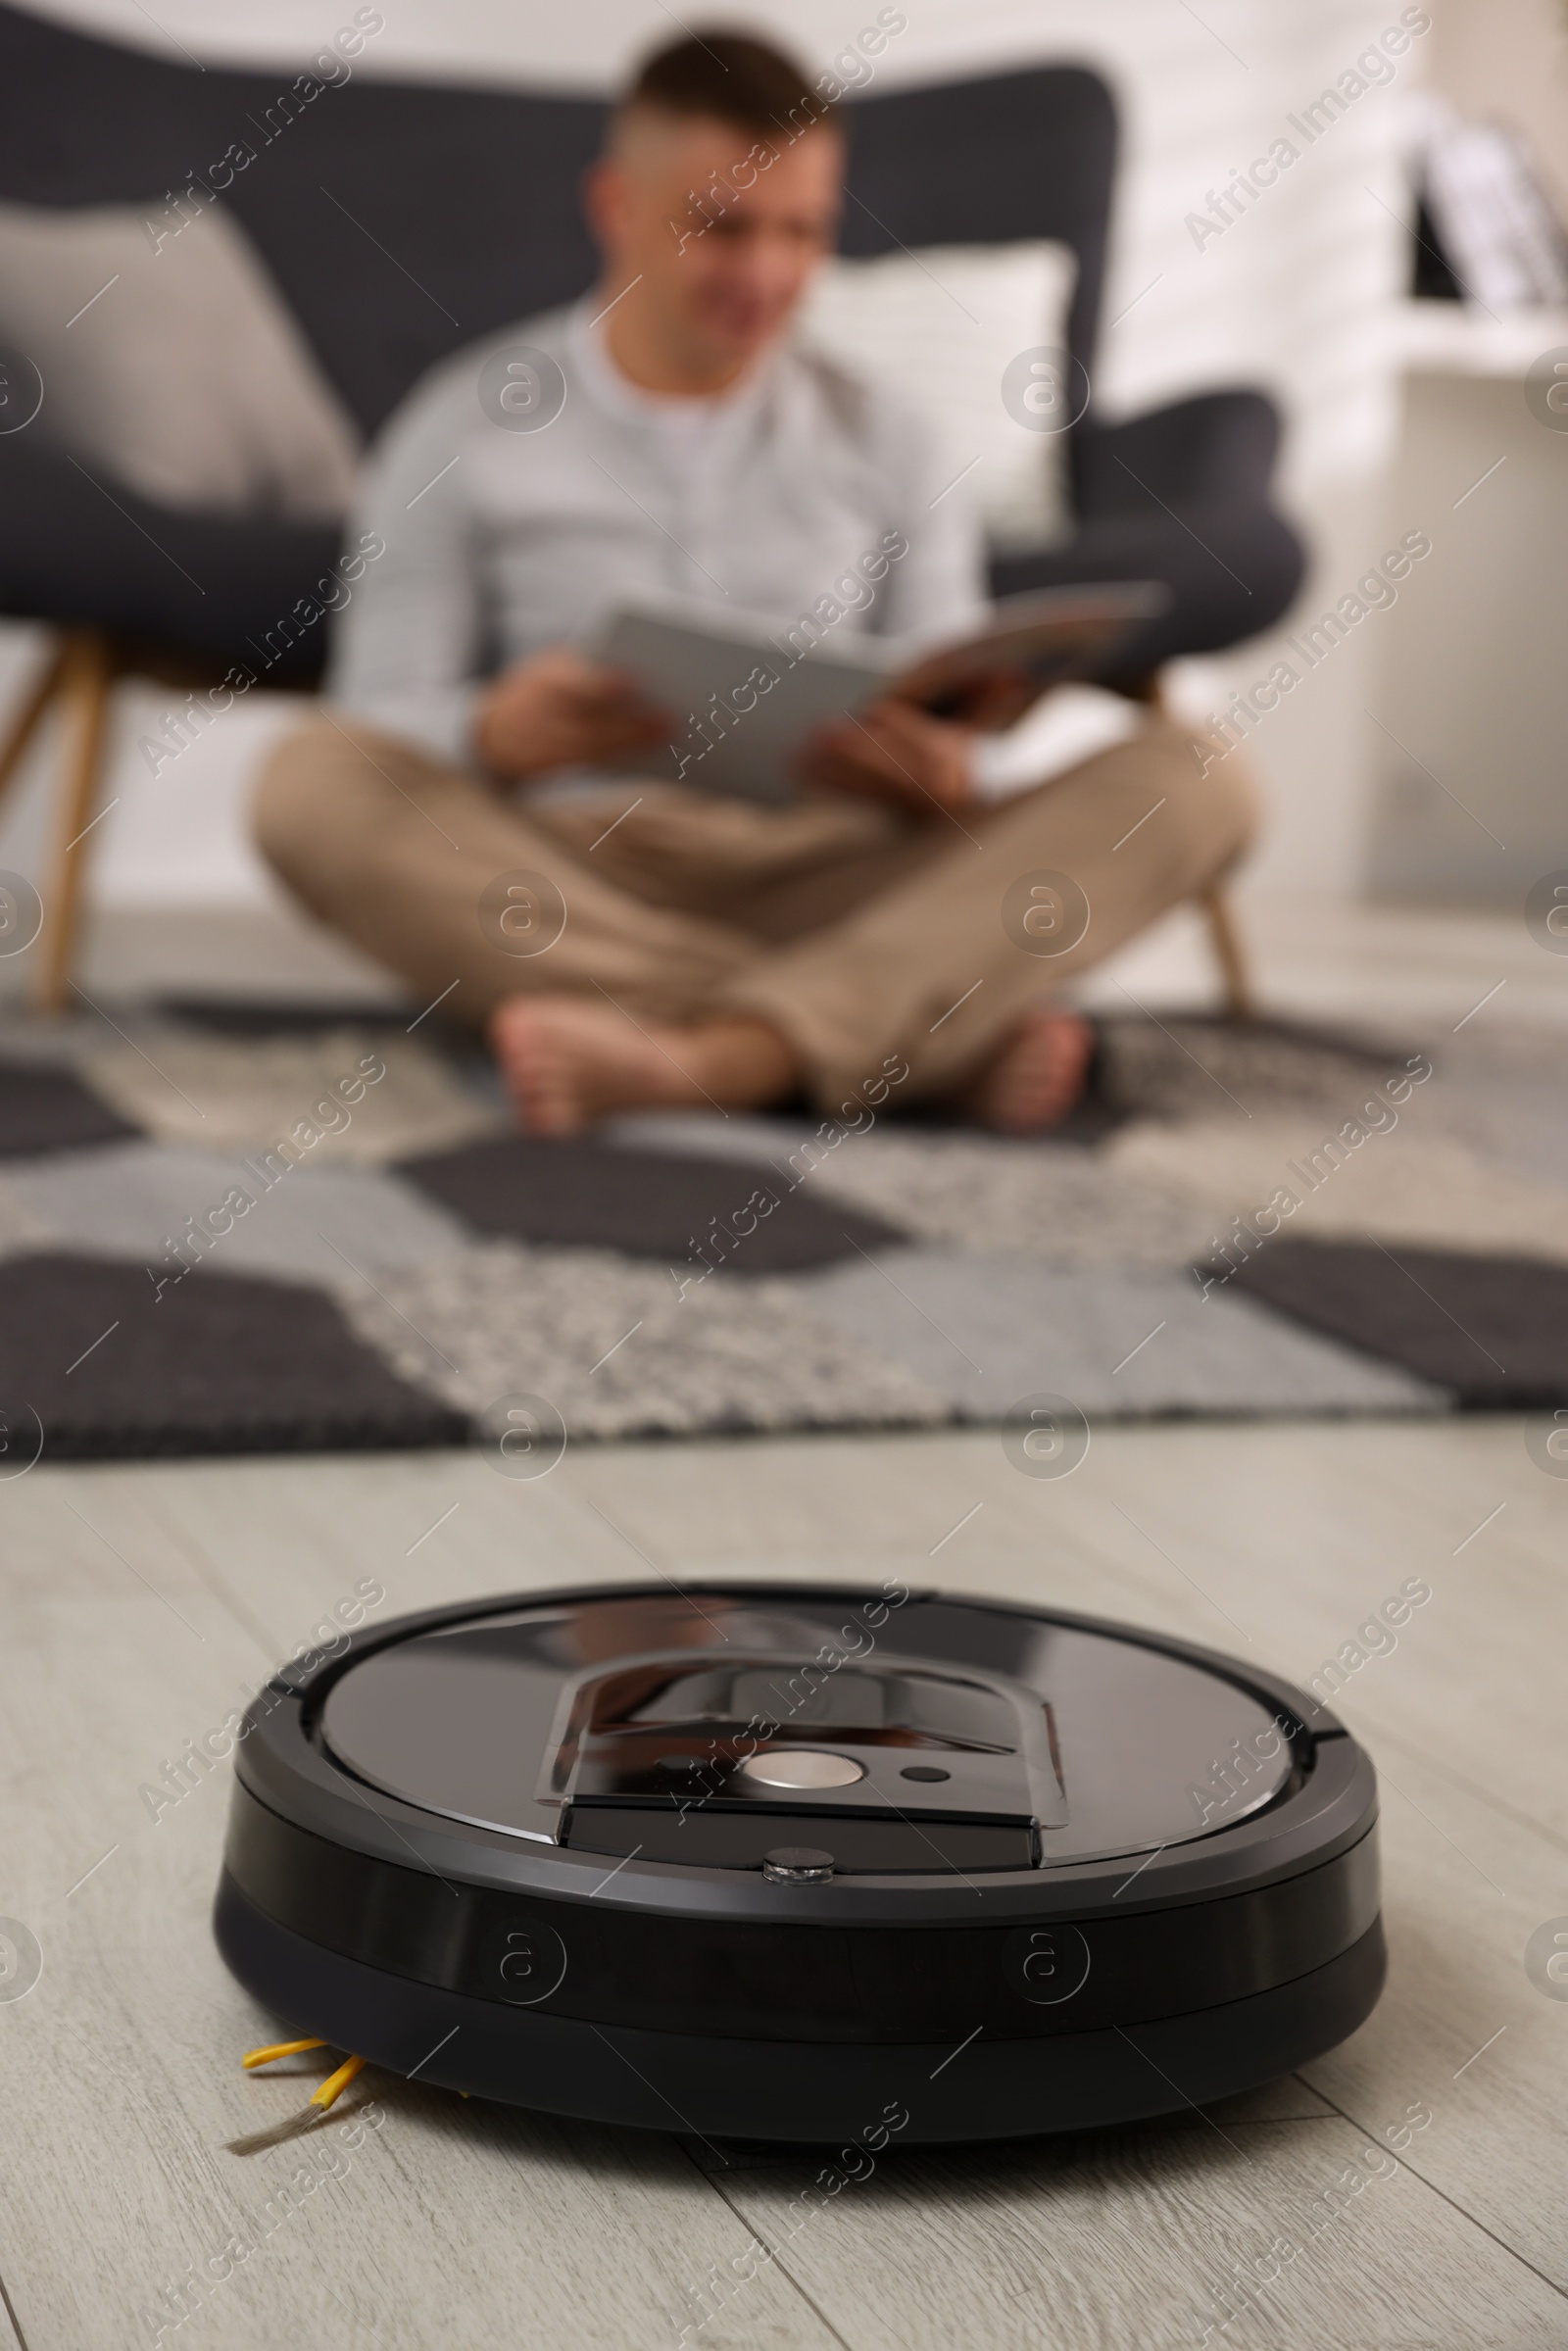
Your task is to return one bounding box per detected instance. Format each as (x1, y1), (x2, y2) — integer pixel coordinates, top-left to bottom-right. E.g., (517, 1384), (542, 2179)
(0, 1058), (142, 1158)
(397, 1133), (906, 1271)
(1225, 1239), (1568, 1409)
(0, 1251), (468, 1459)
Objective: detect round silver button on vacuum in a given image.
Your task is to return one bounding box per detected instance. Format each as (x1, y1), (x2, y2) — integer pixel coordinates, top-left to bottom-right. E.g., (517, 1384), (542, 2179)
(762, 1847), (836, 1884)
(736, 1749), (864, 1789)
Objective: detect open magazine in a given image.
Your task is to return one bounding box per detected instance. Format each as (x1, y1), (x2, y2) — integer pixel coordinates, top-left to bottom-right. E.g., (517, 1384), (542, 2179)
(594, 581), (1168, 804)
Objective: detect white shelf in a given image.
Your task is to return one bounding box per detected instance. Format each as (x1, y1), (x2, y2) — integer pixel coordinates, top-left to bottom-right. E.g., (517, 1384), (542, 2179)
(1392, 298), (1568, 377)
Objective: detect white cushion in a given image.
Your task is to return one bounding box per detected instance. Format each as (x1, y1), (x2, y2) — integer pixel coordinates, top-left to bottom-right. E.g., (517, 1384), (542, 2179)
(798, 239), (1078, 550)
(0, 198), (361, 519)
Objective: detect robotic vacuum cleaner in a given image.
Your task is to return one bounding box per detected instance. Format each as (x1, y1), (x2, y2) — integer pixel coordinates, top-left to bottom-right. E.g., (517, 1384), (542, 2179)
(215, 1581), (1384, 2143)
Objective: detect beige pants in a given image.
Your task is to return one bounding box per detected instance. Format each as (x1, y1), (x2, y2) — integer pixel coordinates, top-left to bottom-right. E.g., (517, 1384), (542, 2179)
(254, 714), (1256, 1112)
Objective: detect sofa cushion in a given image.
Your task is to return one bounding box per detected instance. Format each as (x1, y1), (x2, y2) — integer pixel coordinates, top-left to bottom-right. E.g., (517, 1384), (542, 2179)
(799, 240), (1077, 550)
(0, 196), (361, 517)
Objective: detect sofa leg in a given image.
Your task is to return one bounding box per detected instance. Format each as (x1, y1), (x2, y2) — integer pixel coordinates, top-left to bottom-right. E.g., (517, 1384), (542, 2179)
(1200, 881), (1254, 1022)
(34, 629), (116, 1013)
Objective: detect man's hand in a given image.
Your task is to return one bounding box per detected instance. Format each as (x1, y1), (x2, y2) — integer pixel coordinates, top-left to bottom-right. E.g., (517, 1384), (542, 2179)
(474, 648), (673, 782)
(796, 698), (975, 814)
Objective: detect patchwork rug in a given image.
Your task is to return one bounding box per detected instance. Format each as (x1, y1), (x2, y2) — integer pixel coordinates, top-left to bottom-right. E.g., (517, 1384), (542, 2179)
(2, 1001), (1565, 1460)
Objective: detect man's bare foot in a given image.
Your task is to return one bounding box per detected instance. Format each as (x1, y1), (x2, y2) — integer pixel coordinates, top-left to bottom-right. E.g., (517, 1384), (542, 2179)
(958, 1009), (1096, 1135)
(488, 997), (797, 1136)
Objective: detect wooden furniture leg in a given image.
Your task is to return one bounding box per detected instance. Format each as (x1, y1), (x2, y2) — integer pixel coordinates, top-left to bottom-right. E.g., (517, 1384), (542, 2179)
(1199, 881), (1254, 1023)
(34, 629), (116, 1013)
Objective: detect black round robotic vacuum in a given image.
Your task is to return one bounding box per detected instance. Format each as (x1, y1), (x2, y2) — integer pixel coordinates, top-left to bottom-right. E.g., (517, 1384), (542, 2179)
(215, 1581), (1384, 2143)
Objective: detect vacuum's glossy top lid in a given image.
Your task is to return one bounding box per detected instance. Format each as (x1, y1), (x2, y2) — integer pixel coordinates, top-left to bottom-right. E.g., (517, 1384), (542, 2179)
(318, 1588), (1301, 1877)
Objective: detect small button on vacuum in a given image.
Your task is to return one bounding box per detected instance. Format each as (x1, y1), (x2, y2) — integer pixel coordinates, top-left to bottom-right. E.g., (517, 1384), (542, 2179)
(762, 1847), (836, 1884)
(735, 1749), (864, 1789)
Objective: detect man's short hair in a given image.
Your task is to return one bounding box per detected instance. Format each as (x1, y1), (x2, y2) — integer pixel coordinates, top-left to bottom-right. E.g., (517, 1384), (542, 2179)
(620, 28), (836, 143)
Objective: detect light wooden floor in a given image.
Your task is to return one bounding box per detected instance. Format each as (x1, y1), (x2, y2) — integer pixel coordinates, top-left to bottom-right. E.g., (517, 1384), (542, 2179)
(2, 1414), (1565, 2350)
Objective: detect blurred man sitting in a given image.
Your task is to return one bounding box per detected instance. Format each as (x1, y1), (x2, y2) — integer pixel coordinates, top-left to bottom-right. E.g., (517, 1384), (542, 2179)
(255, 28), (1254, 1135)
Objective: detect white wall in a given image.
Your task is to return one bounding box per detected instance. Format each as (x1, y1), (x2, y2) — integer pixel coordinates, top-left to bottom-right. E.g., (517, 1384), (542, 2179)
(1429, 0), (1568, 211)
(0, 0), (1420, 946)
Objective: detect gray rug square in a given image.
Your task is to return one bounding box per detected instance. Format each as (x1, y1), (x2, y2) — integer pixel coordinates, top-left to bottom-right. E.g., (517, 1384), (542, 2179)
(603, 1115), (1218, 1269)
(76, 1026), (506, 1163)
(600, 1109), (828, 1167)
(5, 1142), (472, 1287)
(790, 1249), (1451, 1418)
(331, 1240), (955, 1442)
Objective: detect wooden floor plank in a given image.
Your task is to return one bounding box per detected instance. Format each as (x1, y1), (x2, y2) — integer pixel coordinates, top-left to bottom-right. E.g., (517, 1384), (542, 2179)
(1298, 1733), (1568, 2296)
(129, 1444), (683, 1654)
(0, 2280), (24, 2351)
(710, 2112), (1567, 2351)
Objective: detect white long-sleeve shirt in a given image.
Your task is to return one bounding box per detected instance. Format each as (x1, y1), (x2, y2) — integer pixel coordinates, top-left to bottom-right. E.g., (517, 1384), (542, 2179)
(326, 299), (989, 770)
